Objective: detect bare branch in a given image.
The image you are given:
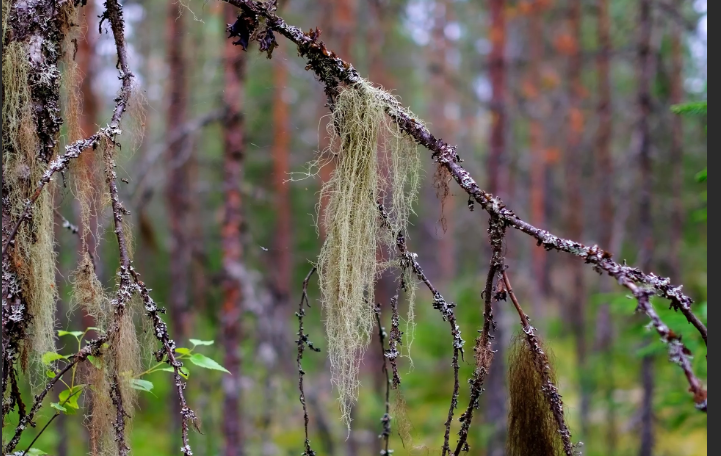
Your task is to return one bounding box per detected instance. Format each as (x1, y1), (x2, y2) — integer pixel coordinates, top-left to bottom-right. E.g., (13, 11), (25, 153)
(296, 267), (319, 456)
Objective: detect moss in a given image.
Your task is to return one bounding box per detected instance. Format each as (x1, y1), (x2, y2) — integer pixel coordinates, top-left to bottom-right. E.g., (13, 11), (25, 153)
(315, 80), (420, 426)
(85, 358), (115, 456)
(70, 253), (110, 328)
(507, 333), (563, 456)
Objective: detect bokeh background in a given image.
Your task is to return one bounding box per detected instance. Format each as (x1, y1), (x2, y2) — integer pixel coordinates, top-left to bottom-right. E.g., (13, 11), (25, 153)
(5, 0), (707, 455)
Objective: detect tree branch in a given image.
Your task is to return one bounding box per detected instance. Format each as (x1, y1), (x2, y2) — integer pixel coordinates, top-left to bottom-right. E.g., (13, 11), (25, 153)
(221, 0), (707, 412)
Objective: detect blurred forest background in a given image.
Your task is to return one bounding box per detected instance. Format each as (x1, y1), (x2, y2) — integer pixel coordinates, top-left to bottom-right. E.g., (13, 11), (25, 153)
(3, 0), (707, 455)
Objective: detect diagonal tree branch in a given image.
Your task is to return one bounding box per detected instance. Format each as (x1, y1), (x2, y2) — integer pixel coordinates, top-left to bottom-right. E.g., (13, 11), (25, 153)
(221, 0), (707, 412)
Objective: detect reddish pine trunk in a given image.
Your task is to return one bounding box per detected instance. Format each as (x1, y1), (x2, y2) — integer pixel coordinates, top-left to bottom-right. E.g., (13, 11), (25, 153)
(669, 0), (684, 281)
(165, 1), (192, 340)
(637, 1), (655, 455)
(222, 5), (247, 456)
(595, 0), (617, 451)
(486, 2), (508, 455)
(77, 0), (101, 330)
(488, 0), (507, 198)
(431, 0), (457, 284)
(528, 1), (548, 301)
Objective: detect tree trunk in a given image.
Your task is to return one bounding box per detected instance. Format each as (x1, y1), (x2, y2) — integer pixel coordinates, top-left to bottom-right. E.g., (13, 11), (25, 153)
(595, 0), (618, 451)
(486, 2), (508, 455)
(165, 0), (191, 341)
(527, 0), (548, 304)
(431, 0), (457, 285)
(221, 5), (247, 456)
(669, 0), (684, 281)
(564, 0), (591, 438)
(165, 1), (192, 445)
(637, 1), (655, 455)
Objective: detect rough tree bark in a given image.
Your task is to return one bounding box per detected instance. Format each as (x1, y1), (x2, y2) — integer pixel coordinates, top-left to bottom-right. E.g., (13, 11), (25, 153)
(221, 4), (247, 456)
(2, 0), (67, 387)
(564, 0), (590, 438)
(485, 1), (508, 455)
(637, 1), (656, 455)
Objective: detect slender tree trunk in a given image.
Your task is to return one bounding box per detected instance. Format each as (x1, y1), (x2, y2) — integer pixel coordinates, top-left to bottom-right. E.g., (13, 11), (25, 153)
(76, 0), (101, 332)
(669, 0), (684, 281)
(528, 0), (548, 304)
(563, 0), (591, 438)
(595, 0), (618, 451)
(431, 0), (457, 285)
(165, 1), (191, 444)
(637, 1), (655, 455)
(486, 2), (508, 455)
(271, 45), (293, 369)
(165, 0), (191, 340)
(221, 5), (247, 456)
(488, 0), (508, 199)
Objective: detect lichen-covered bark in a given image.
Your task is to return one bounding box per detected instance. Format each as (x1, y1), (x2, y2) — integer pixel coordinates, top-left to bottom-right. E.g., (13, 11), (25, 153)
(2, 0), (70, 383)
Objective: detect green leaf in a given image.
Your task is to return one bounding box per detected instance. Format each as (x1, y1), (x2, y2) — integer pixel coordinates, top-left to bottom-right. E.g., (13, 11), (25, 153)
(189, 354), (231, 374)
(696, 168), (707, 183)
(59, 385), (84, 410)
(57, 330), (84, 338)
(189, 339), (214, 346)
(86, 355), (102, 369)
(26, 448), (48, 455)
(159, 367), (190, 379)
(42, 352), (67, 365)
(50, 402), (67, 413)
(175, 347), (192, 356)
(130, 379), (154, 393)
(46, 370), (56, 379)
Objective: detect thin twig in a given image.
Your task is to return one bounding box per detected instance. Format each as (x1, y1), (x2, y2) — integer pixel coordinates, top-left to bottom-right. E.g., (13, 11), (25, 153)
(374, 305), (392, 456)
(296, 267), (319, 456)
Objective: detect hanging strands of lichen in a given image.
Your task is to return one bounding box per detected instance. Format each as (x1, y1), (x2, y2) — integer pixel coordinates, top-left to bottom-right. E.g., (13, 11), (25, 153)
(315, 79), (420, 427)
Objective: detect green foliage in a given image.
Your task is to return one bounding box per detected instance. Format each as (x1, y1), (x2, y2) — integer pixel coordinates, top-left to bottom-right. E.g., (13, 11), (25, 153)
(671, 101), (708, 116)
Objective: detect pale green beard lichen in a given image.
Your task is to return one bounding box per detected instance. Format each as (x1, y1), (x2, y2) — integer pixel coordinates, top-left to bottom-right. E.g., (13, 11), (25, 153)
(315, 80), (420, 427)
(2, 41), (58, 373)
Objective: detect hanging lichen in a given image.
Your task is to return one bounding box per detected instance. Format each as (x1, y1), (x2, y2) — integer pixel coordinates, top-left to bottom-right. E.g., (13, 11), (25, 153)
(507, 333), (563, 456)
(2, 41), (58, 373)
(315, 80), (420, 426)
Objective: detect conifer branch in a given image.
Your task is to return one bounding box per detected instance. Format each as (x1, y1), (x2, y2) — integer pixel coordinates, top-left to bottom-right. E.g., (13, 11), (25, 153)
(222, 0), (708, 413)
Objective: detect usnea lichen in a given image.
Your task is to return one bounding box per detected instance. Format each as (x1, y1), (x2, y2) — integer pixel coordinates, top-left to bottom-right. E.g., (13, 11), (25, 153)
(2, 41), (58, 371)
(315, 80), (420, 426)
(507, 333), (563, 456)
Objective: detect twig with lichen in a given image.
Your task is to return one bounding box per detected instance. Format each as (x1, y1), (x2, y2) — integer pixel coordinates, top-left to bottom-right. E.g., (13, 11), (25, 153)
(296, 267), (320, 456)
(374, 305), (393, 456)
(221, 0), (707, 413)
